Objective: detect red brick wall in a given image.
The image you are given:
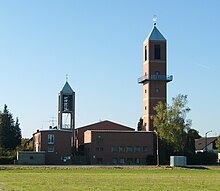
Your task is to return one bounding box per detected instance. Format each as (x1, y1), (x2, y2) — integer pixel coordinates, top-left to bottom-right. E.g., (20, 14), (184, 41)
(34, 130), (72, 164)
(84, 130), (155, 165)
(76, 120), (134, 146)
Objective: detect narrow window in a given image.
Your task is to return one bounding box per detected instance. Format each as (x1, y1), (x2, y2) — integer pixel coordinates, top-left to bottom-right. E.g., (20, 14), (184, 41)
(155, 71), (160, 75)
(48, 146), (54, 152)
(135, 158), (140, 164)
(155, 71), (160, 80)
(156, 88), (160, 93)
(96, 147), (103, 151)
(119, 158), (125, 164)
(48, 134), (54, 144)
(143, 146), (148, 152)
(144, 46), (147, 61)
(127, 146), (134, 152)
(119, 146), (125, 152)
(112, 158), (118, 164)
(134, 146), (141, 152)
(112, 146), (119, 152)
(154, 45), (161, 59)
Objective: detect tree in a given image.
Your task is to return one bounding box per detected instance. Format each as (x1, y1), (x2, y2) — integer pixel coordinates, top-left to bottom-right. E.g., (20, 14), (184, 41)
(137, 118), (144, 131)
(185, 129), (201, 154)
(216, 136), (220, 151)
(0, 105), (21, 150)
(152, 94), (192, 154)
(13, 118), (22, 148)
(187, 129), (201, 139)
(18, 138), (33, 151)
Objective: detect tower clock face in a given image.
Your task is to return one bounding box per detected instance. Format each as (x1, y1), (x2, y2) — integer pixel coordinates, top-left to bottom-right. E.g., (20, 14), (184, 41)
(62, 95), (73, 112)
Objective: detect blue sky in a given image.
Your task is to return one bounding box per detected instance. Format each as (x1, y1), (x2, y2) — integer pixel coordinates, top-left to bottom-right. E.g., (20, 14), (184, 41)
(0, 0), (219, 138)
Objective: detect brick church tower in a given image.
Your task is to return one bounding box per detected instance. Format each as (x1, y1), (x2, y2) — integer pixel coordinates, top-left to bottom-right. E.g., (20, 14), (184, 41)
(138, 20), (173, 131)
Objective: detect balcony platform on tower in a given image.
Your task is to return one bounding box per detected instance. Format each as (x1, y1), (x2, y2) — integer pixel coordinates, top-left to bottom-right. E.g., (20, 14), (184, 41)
(138, 74), (173, 84)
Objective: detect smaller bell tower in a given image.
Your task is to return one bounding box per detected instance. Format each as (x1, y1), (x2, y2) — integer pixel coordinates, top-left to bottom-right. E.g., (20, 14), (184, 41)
(58, 80), (75, 131)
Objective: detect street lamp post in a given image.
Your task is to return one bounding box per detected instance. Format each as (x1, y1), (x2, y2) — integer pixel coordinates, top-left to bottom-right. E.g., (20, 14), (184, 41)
(154, 130), (159, 166)
(205, 130), (212, 152)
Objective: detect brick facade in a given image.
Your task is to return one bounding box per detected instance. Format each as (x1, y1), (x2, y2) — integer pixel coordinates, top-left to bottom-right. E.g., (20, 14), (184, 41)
(33, 121), (155, 165)
(84, 130), (155, 165)
(33, 129), (72, 164)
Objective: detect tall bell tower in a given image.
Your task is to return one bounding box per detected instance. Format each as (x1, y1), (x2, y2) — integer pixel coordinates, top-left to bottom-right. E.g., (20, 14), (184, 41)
(58, 80), (75, 131)
(138, 19), (173, 131)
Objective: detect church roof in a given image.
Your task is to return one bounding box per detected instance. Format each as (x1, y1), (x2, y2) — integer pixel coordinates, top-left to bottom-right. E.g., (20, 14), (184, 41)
(146, 26), (166, 41)
(61, 82), (74, 94)
(77, 120), (134, 131)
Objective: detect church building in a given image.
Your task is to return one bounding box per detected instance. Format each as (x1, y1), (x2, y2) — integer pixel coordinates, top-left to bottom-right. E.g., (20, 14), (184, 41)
(32, 81), (155, 165)
(18, 20), (172, 165)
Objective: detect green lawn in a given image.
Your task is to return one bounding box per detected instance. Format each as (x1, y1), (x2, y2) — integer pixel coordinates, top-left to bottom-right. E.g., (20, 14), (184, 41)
(0, 166), (219, 191)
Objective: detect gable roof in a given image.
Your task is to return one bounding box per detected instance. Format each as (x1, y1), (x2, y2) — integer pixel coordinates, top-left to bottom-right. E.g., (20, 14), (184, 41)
(77, 120), (134, 131)
(76, 120), (134, 145)
(195, 137), (217, 150)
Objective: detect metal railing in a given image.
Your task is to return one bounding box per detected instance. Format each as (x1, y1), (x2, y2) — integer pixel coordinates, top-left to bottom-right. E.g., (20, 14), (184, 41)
(138, 74), (173, 83)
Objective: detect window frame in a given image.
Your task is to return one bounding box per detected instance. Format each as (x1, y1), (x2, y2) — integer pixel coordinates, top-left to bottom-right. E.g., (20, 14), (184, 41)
(48, 134), (54, 144)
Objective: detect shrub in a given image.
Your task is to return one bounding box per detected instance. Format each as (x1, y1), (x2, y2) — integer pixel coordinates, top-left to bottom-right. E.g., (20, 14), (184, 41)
(193, 152), (218, 165)
(0, 156), (15, 164)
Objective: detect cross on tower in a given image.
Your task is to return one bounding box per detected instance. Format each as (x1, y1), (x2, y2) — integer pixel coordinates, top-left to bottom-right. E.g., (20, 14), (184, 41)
(66, 74), (69, 82)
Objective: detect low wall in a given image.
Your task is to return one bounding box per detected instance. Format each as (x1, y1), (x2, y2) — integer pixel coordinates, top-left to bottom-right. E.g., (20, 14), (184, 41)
(16, 151), (45, 165)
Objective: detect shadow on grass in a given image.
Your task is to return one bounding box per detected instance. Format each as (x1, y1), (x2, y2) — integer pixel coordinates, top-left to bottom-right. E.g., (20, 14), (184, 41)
(181, 166), (209, 170)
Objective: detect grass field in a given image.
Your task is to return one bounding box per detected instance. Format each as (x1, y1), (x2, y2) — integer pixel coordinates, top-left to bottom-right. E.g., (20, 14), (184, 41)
(0, 166), (220, 191)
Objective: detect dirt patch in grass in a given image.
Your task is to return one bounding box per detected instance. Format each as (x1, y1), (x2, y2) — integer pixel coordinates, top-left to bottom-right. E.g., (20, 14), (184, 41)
(0, 165), (219, 171)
